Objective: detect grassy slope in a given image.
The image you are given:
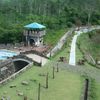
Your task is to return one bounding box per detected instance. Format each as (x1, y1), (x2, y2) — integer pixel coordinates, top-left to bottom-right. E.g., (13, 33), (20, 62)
(76, 34), (100, 100)
(77, 30), (100, 60)
(0, 46), (83, 100)
(94, 82), (100, 100)
(51, 31), (73, 61)
(44, 29), (67, 46)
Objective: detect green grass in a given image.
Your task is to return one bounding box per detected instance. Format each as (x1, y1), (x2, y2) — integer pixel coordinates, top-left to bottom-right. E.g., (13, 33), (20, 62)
(0, 65), (83, 100)
(93, 82), (100, 100)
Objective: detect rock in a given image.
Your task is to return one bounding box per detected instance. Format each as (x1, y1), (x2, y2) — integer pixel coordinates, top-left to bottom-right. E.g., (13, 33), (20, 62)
(97, 61), (100, 65)
(18, 92), (24, 96)
(1, 96), (5, 100)
(9, 84), (16, 88)
(21, 81), (29, 85)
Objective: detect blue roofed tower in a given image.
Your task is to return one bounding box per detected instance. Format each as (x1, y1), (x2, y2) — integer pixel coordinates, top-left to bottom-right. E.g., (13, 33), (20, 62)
(23, 22), (46, 46)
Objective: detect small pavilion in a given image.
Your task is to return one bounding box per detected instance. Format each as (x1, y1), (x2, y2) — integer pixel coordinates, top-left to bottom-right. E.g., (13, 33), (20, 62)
(23, 22), (46, 46)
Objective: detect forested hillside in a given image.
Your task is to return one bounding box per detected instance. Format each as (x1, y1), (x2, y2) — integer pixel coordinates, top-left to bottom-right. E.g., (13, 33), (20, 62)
(0, 0), (100, 43)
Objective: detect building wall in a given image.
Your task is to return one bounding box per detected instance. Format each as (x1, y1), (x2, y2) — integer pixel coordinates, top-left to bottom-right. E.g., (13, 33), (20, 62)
(24, 30), (45, 46)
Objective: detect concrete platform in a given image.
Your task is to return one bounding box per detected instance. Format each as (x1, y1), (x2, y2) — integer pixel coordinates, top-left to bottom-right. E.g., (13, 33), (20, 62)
(26, 54), (48, 66)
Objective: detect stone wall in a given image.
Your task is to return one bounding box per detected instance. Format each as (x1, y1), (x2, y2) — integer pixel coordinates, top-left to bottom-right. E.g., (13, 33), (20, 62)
(0, 59), (15, 81)
(0, 62), (33, 85)
(0, 55), (33, 83)
(47, 28), (74, 57)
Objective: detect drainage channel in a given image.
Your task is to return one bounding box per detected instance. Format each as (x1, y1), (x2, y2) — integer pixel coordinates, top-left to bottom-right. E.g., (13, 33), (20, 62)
(83, 79), (89, 100)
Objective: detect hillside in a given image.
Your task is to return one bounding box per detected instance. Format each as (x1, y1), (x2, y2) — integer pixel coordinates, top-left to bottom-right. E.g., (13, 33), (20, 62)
(0, 0), (100, 43)
(77, 29), (100, 65)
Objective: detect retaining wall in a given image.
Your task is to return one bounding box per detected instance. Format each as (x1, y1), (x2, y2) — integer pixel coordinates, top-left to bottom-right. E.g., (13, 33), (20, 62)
(0, 62), (33, 85)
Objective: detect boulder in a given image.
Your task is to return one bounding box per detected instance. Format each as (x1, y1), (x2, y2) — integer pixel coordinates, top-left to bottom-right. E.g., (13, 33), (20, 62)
(21, 81), (29, 85)
(18, 92), (24, 96)
(9, 84), (16, 88)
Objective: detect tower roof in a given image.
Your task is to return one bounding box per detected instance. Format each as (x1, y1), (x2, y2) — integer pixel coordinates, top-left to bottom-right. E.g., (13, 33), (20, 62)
(24, 22), (46, 29)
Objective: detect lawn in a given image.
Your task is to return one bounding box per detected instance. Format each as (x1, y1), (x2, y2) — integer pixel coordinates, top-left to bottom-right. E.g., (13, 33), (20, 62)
(0, 46), (83, 100)
(0, 65), (83, 100)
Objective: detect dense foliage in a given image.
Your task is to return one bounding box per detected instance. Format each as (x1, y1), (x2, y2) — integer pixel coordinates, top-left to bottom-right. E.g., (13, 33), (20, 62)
(0, 0), (100, 43)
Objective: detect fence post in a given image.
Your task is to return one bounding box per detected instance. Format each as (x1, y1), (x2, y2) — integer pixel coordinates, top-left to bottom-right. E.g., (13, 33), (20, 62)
(53, 67), (55, 79)
(57, 63), (59, 72)
(84, 79), (89, 100)
(24, 96), (27, 100)
(50, 51), (52, 58)
(46, 73), (49, 88)
(38, 83), (41, 100)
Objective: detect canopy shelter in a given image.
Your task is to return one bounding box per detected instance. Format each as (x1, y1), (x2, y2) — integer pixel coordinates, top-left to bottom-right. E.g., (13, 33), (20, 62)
(24, 22), (46, 29)
(23, 22), (46, 46)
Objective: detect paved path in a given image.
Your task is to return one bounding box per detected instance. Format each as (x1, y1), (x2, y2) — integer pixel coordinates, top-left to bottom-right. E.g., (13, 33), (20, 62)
(69, 35), (78, 65)
(69, 26), (100, 66)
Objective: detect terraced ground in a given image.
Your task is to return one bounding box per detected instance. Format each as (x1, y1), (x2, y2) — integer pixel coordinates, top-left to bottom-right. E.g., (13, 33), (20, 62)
(0, 46), (83, 100)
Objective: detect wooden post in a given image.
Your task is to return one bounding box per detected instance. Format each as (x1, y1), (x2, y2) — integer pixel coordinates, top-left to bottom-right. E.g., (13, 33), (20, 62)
(24, 96), (27, 100)
(57, 63), (59, 72)
(50, 51), (52, 58)
(46, 73), (48, 88)
(38, 83), (41, 100)
(40, 58), (42, 66)
(53, 67), (55, 79)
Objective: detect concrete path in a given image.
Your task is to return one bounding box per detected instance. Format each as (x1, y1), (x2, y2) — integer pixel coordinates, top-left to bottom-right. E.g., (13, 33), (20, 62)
(69, 26), (100, 66)
(69, 30), (83, 65)
(69, 35), (78, 65)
